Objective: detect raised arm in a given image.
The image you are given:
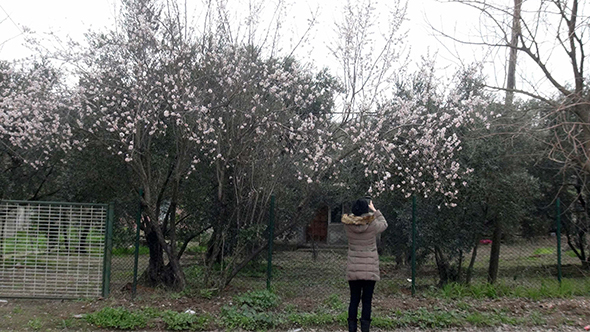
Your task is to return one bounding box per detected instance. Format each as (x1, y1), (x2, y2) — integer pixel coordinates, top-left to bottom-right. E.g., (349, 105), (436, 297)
(369, 201), (388, 234)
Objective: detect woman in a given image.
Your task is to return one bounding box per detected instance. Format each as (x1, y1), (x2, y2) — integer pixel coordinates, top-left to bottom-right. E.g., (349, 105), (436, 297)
(342, 198), (388, 332)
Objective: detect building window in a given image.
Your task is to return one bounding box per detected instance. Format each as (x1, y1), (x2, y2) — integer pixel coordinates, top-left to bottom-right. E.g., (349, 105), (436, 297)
(331, 204), (342, 223)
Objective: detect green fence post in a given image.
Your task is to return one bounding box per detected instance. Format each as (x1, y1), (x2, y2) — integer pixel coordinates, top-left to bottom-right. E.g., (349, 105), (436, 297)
(132, 188), (144, 299)
(266, 195), (275, 291)
(556, 197), (562, 286)
(102, 202), (115, 298)
(411, 195), (416, 296)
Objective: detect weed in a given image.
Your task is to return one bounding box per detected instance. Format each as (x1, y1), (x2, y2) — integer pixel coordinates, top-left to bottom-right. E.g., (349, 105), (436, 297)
(84, 307), (148, 329)
(323, 293), (345, 311)
(59, 318), (75, 329)
(141, 306), (161, 319)
(221, 305), (283, 330)
(234, 289), (280, 310)
(198, 288), (218, 299)
(169, 291), (183, 300)
(27, 318), (42, 330)
(455, 300), (472, 311)
(287, 312), (335, 326)
(372, 315), (401, 329)
(283, 303), (297, 314)
(161, 310), (210, 331)
(219, 290), (283, 330)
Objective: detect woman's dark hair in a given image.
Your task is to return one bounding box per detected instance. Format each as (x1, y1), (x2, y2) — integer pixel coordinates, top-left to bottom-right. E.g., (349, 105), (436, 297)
(351, 198), (369, 216)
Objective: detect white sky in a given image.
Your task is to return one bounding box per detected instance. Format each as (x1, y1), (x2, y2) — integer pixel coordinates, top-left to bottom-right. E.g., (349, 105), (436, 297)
(0, 0), (570, 98)
(0, 0), (479, 63)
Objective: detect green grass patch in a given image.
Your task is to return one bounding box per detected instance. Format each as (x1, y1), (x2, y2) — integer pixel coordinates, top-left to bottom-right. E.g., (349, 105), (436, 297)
(186, 245), (207, 254)
(27, 318), (43, 330)
(372, 307), (547, 329)
(532, 248), (554, 255)
(286, 311), (341, 326)
(323, 293), (345, 311)
(112, 246), (149, 256)
(435, 280), (590, 300)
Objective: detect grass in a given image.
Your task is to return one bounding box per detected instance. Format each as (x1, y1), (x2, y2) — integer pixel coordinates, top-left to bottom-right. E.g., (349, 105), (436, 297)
(5, 282), (585, 332)
(82, 291), (552, 331)
(112, 246), (150, 256)
(84, 307), (150, 329)
(373, 307), (543, 329)
(434, 279), (590, 300)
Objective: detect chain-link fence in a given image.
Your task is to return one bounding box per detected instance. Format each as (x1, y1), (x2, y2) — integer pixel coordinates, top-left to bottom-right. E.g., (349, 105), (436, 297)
(103, 196), (589, 301)
(109, 197), (145, 294)
(236, 198), (589, 299)
(258, 233), (585, 300)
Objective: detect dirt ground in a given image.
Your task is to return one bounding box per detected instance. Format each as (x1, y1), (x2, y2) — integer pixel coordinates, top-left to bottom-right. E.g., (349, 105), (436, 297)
(0, 287), (589, 331)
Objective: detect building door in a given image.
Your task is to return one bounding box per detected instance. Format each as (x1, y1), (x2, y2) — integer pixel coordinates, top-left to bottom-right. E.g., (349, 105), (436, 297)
(306, 205), (328, 243)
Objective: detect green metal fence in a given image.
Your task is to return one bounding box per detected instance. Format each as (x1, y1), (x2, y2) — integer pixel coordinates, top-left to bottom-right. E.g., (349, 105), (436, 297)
(0, 200), (113, 299)
(260, 197), (589, 299)
(104, 196), (588, 301)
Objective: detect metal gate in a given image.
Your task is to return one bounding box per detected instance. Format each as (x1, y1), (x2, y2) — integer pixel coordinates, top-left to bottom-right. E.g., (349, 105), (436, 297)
(0, 200), (113, 299)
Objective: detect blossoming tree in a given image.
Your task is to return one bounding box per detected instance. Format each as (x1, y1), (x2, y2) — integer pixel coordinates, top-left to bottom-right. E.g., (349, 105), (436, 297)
(0, 59), (78, 200)
(71, 0), (487, 289)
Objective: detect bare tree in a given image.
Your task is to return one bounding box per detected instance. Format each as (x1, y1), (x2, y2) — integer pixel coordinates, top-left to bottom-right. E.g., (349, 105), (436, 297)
(433, 0), (590, 268)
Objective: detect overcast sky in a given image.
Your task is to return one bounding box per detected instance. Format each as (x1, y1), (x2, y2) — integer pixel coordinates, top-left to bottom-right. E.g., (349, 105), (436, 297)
(0, 0), (512, 90)
(0, 2), (481, 56)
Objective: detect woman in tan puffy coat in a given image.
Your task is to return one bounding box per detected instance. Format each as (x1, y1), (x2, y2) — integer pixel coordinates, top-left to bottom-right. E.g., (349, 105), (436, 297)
(342, 198), (388, 332)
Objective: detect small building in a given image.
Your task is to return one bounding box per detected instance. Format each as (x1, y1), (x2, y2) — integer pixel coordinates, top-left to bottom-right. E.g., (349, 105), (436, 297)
(302, 203), (350, 247)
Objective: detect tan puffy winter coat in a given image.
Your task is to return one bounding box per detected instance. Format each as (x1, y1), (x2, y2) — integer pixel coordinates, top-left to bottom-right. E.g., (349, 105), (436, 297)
(342, 210), (388, 281)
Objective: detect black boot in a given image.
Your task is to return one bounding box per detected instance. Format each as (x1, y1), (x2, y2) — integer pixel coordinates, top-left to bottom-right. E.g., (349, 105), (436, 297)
(360, 319), (371, 332)
(347, 318), (358, 332)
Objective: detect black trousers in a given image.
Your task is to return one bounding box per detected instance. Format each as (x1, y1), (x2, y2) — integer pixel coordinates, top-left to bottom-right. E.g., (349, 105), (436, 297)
(348, 280), (376, 321)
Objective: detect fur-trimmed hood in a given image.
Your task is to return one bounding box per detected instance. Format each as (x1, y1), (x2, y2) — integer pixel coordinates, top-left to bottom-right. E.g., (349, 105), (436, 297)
(341, 213), (375, 227)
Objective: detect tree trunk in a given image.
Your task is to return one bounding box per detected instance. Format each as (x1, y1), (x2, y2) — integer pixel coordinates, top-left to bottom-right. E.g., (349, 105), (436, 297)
(484, 0), (520, 286)
(143, 210), (186, 289)
(466, 237), (480, 285)
(487, 219), (501, 284)
(504, 0), (521, 106)
(457, 249), (463, 283)
(434, 246), (451, 287)
(144, 224), (165, 286)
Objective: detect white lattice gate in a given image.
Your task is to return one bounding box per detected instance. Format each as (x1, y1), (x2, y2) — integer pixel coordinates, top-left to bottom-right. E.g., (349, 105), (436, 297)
(0, 200), (113, 299)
